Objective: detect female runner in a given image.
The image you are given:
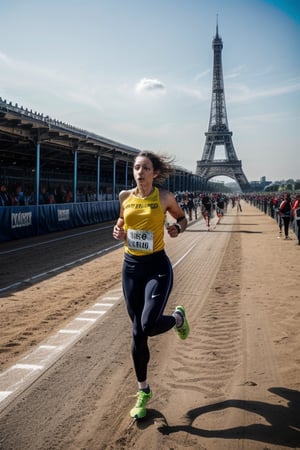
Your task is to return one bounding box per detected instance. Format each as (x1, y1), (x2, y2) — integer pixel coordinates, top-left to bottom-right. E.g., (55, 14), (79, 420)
(113, 150), (190, 419)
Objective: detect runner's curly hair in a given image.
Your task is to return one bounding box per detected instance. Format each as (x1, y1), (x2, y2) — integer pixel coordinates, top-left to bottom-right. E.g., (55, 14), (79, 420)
(135, 151), (175, 186)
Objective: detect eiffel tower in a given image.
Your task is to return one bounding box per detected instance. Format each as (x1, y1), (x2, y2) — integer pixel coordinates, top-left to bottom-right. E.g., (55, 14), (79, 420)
(196, 22), (250, 192)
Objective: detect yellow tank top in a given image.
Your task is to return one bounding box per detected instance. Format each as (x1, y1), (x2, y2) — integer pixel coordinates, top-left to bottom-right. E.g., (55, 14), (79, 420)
(123, 187), (165, 256)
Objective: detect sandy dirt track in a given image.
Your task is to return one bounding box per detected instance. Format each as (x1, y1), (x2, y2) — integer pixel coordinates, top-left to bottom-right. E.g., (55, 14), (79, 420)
(0, 201), (299, 450)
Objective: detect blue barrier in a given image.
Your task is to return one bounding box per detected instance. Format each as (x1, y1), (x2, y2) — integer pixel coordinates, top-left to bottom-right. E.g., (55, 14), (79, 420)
(0, 201), (120, 241)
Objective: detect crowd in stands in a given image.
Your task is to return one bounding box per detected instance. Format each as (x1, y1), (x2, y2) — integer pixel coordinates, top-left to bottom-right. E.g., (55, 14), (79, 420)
(0, 183), (101, 206)
(1, 181), (299, 244)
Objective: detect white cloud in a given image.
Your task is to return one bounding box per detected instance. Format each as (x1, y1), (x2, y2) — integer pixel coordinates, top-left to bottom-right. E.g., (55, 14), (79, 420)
(0, 51), (65, 85)
(0, 51), (105, 113)
(227, 78), (300, 103)
(135, 78), (166, 95)
(67, 91), (104, 111)
(0, 51), (11, 64)
(194, 69), (210, 82)
(176, 85), (209, 101)
(225, 65), (246, 79)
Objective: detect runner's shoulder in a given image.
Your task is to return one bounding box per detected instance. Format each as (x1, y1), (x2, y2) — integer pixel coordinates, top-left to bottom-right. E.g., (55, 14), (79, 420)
(119, 189), (134, 203)
(159, 188), (174, 201)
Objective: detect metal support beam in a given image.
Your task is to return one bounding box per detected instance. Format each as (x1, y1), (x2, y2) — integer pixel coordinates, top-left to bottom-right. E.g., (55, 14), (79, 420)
(73, 149), (78, 203)
(125, 159), (128, 189)
(35, 142), (40, 205)
(97, 155), (101, 201)
(113, 153), (116, 200)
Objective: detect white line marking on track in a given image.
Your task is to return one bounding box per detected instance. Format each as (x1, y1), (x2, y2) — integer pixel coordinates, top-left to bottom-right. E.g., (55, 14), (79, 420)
(172, 244), (198, 269)
(15, 364), (44, 371)
(95, 302), (114, 306)
(0, 392), (13, 401)
(58, 329), (81, 334)
(75, 318), (97, 322)
(0, 289), (123, 412)
(39, 345), (57, 350)
(0, 239), (201, 412)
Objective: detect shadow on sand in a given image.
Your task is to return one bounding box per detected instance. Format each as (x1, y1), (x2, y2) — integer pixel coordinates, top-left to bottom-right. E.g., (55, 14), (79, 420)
(155, 387), (300, 448)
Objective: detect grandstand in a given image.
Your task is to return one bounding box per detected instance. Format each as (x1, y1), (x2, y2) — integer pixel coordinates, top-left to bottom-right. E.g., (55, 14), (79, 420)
(0, 97), (212, 241)
(0, 97), (207, 202)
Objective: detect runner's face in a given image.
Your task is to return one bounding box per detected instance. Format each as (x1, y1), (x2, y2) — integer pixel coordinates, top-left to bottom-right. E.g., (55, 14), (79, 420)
(133, 156), (157, 184)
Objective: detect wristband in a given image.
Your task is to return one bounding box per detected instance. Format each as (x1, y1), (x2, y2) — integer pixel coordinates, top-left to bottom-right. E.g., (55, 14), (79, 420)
(174, 223), (181, 233)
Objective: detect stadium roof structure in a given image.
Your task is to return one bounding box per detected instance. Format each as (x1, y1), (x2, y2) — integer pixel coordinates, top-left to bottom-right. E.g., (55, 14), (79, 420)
(0, 97), (209, 200)
(0, 98), (142, 176)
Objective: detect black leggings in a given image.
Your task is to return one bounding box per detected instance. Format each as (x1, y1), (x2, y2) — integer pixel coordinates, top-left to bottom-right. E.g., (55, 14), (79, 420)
(122, 250), (175, 382)
(282, 216), (291, 237)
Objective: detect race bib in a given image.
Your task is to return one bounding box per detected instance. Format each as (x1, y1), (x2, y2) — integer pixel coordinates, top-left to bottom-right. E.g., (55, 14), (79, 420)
(127, 229), (154, 253)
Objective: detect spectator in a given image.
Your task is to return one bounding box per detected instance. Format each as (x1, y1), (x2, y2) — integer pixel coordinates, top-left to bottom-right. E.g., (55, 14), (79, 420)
(273, 195), (283, 236)
(14, 184), (25, 206)
(279, 194), (292, 240)
(0, 183), (12, 206)
(25, 186), (35, 205)
(65, 189), (73, 203)
(292, 194), (300, 245)
(55, 184), (66, 203)
(39, 186), (51, 204)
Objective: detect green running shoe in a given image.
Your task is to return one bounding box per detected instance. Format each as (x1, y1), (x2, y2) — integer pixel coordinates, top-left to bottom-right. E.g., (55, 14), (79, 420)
(130, 389), (153, 419)
(174, 305), (190, 340)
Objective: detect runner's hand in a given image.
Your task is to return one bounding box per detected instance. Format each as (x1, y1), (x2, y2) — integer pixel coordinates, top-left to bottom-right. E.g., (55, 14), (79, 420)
(113, 225), (125, 240)
(166, 223), (180, 238)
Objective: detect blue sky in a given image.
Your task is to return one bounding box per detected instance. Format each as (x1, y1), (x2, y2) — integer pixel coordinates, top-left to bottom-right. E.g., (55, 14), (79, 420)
(1, 0), (299, 182)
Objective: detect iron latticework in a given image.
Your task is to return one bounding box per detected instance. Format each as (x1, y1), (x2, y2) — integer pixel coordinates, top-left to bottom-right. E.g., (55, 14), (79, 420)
(196, 24), (250, 192)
